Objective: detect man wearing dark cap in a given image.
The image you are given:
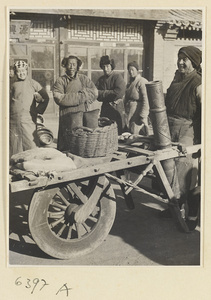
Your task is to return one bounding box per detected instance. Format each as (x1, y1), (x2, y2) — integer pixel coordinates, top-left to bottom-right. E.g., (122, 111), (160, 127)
(166, 45), (202, 147)
(96, 55), (126, 134)
(161, 46), (202, 229)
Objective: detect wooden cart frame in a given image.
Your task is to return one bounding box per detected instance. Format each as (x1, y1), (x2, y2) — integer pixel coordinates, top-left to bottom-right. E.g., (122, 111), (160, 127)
(9, 142), (201, 259)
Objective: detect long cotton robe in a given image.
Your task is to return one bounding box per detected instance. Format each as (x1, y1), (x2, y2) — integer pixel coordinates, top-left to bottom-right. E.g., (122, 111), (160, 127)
(10, 78), (49, 157)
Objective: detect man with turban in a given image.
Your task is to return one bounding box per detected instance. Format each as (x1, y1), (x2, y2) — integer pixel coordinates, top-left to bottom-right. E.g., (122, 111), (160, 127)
(161, 46), (202, 230)
(165, 46), (202, 144)
(96, 55), (126, 134)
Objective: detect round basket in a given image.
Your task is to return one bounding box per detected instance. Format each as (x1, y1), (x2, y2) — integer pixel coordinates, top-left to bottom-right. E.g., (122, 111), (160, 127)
(64, 118), (118, 157)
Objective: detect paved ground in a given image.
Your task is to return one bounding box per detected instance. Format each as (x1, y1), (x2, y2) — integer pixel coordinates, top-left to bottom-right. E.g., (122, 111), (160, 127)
(9, 115), (200, 266)
(9, 178), (200, 266)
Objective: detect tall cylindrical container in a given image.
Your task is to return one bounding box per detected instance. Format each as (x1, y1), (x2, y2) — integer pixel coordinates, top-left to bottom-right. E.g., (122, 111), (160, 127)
(146, 81), (171, 149)
(146, 81), (180, 199)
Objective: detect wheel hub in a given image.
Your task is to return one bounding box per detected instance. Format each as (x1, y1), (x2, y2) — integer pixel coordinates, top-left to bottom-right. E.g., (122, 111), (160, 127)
(64, 203), (81, 224)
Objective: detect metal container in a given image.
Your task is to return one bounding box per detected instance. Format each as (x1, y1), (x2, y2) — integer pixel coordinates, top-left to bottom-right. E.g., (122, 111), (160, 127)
(146, 81), (180, 199)
(146, 80), (171, 149)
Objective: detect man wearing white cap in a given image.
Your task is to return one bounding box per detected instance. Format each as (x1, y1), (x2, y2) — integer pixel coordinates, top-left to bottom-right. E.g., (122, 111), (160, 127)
(10, 60), (49, 157)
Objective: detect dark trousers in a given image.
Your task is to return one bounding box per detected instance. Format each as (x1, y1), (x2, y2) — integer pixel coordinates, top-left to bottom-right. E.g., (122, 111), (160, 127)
(83, 109), (100, 129)
(58, 110), (100, 151)
(100, 100), (125, 135)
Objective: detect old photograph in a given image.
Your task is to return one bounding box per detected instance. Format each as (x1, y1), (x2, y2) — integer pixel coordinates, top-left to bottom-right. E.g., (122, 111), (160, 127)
(8, 8), (202, 266)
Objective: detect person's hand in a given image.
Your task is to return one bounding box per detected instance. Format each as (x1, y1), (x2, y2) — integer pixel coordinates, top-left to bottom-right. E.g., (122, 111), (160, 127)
(113, 99), (122, 105)
(34, 92), (44, 103)
(138, 117), (149, 136)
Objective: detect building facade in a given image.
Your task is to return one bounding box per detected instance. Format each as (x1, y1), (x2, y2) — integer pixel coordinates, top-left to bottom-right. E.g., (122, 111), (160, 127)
(9, 9), (202, 115)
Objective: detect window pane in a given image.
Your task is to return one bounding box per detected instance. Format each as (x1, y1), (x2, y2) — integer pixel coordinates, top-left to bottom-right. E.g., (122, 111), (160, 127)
(31, 46), (54, 69)
(118, 72), (125, 80)
(106, 49), (124, 70)
(78, 70), (88, 77)
(90, 48), (105, 70)
(13, 58), (28, 65)
(128, 49), (143, 70)
(66, 47), (88, 69)
(32, 70), (54, 91)
(10, 44), (27, 56)
(91, 71), (103, 84)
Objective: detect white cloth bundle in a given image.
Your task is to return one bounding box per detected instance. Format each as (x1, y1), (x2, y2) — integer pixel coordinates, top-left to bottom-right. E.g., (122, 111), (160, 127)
(10, 148), (76, 174)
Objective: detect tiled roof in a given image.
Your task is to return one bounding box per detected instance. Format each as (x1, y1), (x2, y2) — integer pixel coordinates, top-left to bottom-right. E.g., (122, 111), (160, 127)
(167, 9), (202, 30)
(11, 9), (202, 30)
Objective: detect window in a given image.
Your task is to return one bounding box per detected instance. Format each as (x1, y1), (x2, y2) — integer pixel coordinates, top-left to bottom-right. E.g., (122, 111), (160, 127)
(66, 45), (143, 84)
(30, 45), (55, 92)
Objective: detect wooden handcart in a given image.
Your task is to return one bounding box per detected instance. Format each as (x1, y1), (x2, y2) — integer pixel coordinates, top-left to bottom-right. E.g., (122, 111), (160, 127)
(9, 139), (201, 260)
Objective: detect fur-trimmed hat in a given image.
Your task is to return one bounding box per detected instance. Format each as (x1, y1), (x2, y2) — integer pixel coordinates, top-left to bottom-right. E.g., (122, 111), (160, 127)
(61, 55), (82, 71)
(99, 55), (115, 70)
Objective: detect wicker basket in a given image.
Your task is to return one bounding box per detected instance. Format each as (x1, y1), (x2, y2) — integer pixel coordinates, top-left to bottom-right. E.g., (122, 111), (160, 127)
(65, 118), (118, 157)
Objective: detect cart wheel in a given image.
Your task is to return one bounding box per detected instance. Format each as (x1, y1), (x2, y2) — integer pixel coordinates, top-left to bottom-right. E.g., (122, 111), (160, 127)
(28, 176), (116, 259)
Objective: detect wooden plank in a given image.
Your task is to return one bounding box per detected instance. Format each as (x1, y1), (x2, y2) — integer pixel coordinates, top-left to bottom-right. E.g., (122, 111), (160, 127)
(66, 183), (88, 204)
(10, 155), (150, 193)
(106, 172), (168, 204)
(74, 176), (106, 224)
(118, 144), (154, 156)
(9, 144), (201, 193)
(125, 162), (154, 195)
(153, 160), (176, 200)
(118, 144), (201, 160)
(115, 170), (135, 210)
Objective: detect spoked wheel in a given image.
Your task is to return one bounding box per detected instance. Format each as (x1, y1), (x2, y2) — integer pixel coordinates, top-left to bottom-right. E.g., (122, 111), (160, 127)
(28, 175), (116, 259)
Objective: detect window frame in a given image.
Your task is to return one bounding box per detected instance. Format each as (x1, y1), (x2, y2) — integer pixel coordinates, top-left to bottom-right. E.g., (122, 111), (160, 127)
(65, 44), (144, 83)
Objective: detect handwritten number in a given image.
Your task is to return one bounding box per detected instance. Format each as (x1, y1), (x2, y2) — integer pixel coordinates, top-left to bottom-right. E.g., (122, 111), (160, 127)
(15, 277), (72, 295)
(15, 277), (22, 286)
(25, 278), (31, 289)
(31, 278), (39, 294)
(40, 279), (49, 291)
